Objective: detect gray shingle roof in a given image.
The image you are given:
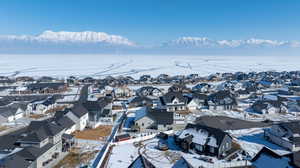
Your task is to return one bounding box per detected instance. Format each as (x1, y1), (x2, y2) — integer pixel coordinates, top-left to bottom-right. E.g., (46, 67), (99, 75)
(71, 103), (89, 118)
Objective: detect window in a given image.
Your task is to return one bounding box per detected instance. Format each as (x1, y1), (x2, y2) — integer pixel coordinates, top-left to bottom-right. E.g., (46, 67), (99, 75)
(209, 146), (215, 153)
(195, 144), (203, 152)
(142, 123), (144, 126)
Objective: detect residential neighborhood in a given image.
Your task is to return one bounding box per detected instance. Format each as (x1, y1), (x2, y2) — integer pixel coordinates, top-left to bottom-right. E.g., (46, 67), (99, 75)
(0, 71), (300, 167)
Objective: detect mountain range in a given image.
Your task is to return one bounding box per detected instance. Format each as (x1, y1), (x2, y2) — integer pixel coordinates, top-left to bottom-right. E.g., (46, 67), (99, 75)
(0, 31), (299, 55)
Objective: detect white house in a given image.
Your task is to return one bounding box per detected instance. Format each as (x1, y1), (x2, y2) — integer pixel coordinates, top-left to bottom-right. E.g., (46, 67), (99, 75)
(27, 96), (57, 114)
(66, 104), (89, 131)
(0, 103), (27, 122)
(160, 91), (187, 112)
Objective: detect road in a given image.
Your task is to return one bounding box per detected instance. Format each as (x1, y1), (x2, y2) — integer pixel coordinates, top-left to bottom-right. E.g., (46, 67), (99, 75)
(91, 103), (127, 168)
(78, 84), (89, 103)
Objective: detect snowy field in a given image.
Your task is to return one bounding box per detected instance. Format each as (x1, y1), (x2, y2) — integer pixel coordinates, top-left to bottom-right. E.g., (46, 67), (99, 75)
(0, 54), (299, 78)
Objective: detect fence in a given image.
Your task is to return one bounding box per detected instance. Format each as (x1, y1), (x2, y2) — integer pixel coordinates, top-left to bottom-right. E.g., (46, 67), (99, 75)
(112, 130), (174, 146)
(195, 160), (251, 168)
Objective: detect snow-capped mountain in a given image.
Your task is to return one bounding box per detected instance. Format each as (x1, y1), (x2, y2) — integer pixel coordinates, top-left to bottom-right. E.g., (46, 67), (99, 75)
(162, 37), (300, 48)
(0, 30), (135, 46)
(0, 31), (299, 55)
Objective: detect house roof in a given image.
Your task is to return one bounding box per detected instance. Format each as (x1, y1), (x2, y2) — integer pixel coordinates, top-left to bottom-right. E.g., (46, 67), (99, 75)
(148, 108), (174, 125)
(55, 116), (76, 129)
(128, 96), (153, 104)
(26, 82), (65, 91)
(279, 121), (300, 134)
(128, 154), (156, 168)
(71, 103), (89, 118)
(0, 153), (32, 168)
(252, 100), (286, 112)
(208, 90), (237, 105)
(183, 123), (231, 147)
(0, 105), (24, 118)
(161, 92), (187, 105)
(134, 108), (174, 125)
(20, 120), (64, 143)
(83, 97), (111, 111)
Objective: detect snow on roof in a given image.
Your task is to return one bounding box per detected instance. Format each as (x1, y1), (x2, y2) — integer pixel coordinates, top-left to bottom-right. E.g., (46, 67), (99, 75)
(207, 135), (218, 147)
(178, 128), (212, 146)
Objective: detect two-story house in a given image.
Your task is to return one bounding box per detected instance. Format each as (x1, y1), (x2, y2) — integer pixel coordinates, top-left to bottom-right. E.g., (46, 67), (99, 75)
(175, 123), (233, 159)
(160, 91), (188, 112)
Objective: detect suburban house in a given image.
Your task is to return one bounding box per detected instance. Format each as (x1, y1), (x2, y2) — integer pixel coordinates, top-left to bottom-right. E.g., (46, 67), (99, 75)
(52, 111), (77, 134)
(113, 86), (132, 98)
(168, 84), (190, 93)
(27, 96), (57, 114)
(251, 100), (288, 114)
(65, 103), (89, 131)
(192, 83), (212, 93)
(208, 90), (237, 111)
(0, 103), (27, 122)
(0, 120), (66, 168)
(160, 91), (188, 112)
(127, 96), (154, 108)
(265, 122), (300, 152)
(186, 93), (208, 110)
(136, 86), (163, 98)
(13, 82), (67, 94)
(83, 97), (113, 128)
(134, 108), (174, 131)
(175, 123), (233, 158)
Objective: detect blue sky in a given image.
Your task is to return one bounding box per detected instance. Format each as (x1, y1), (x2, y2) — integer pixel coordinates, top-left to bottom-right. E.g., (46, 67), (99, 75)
(0, 0), (300, 45)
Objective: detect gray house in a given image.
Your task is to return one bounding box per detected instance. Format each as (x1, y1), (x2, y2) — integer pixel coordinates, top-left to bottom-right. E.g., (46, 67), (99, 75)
(83, 97), (113, 128)
(0, 120), (66, 168)
(134, 108), (174, 131)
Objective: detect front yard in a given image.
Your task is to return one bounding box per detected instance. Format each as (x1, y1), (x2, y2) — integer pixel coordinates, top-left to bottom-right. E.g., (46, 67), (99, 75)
(54, 148), (99, 168)
(73, 125), (112, 141)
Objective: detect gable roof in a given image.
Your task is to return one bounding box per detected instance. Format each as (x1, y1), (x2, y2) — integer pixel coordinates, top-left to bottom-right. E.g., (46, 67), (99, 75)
(161, 92), (187, 105)
(71, 103), (89, 118)
(128, 154), (156, 168)
(128, 96), (153, 104)
(55, 116), (76, 129)
(0, 105), (24, 118)
(147, 108), (174, 125)
(82, 97), (111, 112)
(180, 123), (231, 147)
(20, 120), (64, 143)
(134, 108), (173, 125)
(0, 153), (32, 168)
(26, 82), (65, 91)
(279, 121), (300, 134)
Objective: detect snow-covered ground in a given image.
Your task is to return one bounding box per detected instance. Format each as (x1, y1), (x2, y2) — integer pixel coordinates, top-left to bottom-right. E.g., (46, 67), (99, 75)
(107, 136), (250, 168)
(0, 54), (300, 78)
(106, 143), (139, 168)
(229, 128), (291, 158)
